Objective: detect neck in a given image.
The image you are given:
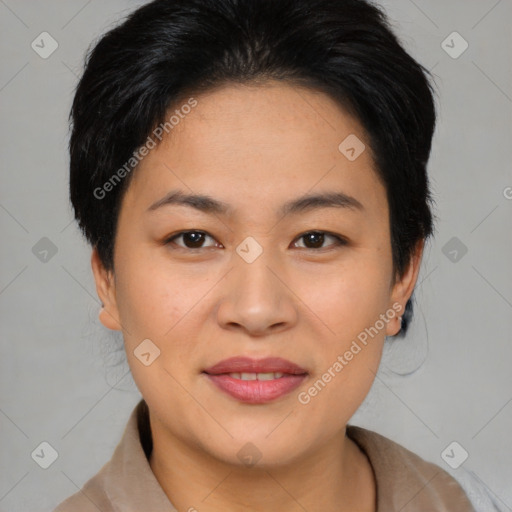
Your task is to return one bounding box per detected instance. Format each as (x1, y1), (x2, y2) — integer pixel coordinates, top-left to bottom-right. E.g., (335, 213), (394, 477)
(148, 411), (376, 512)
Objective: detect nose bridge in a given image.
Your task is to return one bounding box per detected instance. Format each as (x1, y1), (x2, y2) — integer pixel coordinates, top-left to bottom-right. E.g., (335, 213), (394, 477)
(233, 241), (282, 307)
(236, 247), (277, 295)
(216, 240), (297, 334)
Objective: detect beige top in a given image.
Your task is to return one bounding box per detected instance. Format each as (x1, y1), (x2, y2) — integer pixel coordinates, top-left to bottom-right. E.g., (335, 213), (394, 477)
(54, 399), (475, 512)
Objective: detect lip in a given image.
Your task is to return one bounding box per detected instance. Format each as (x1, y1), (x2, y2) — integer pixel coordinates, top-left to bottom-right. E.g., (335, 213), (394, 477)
(203, 356), (308, 375)
(202, 356), (309, 404)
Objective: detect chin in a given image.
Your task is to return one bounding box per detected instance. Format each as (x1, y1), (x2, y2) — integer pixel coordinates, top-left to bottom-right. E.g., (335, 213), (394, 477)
(201, 427), (311, 469)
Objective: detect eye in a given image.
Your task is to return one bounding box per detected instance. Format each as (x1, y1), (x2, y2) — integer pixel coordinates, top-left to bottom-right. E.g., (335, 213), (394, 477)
(165, 230), (221, 249)
(292, 231), (347, 250)
(164, 230), (347, 252)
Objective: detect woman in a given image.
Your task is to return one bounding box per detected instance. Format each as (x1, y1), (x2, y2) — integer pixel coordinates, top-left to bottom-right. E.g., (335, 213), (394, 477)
(54, 0), (488, 510)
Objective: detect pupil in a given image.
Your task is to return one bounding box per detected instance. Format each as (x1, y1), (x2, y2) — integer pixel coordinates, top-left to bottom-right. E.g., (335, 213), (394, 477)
(184, 232), (204, 248)
(305, 232), (324, 248)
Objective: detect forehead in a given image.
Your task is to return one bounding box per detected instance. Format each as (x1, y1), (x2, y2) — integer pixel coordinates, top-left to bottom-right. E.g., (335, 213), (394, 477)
(122, 81), (386, 217)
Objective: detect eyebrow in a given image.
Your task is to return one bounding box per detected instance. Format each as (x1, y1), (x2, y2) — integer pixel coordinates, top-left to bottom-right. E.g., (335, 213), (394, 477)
(146, 189), (364, 216)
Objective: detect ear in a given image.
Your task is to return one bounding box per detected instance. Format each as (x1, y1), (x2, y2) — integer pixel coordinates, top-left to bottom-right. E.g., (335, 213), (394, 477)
(91, 247), (123, 331)
(386, 239), (425, 336)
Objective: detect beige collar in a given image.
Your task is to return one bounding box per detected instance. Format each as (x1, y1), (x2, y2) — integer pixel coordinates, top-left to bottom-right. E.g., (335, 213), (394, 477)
(55, 398), (475, 512)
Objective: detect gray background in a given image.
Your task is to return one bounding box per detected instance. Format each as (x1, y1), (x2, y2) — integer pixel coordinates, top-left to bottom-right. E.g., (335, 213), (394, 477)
(0, 0), (511, 510)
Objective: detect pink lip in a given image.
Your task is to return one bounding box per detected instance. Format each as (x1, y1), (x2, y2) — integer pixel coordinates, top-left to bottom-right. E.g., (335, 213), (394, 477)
(205, 374), (307, 404)
(203, 356), (308, 375)
(202, 357), (308, 404)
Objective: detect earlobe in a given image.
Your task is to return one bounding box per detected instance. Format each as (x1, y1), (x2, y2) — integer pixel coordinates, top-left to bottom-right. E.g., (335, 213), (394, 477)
(386, 314), (403, 337)
(98, 306), (124, 331)
(90, 247), (123, 331)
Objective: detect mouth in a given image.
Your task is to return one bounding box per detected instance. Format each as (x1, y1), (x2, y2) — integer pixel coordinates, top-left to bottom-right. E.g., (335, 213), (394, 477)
(203, 356), (308, 375)
(202, 356), (308, 404)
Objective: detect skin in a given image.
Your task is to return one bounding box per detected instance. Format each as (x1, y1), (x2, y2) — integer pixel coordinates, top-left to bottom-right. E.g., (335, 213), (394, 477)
(91, 81), (423, 512)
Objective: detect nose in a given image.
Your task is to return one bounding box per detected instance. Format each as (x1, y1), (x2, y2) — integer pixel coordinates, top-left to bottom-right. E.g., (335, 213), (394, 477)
(216, 251), (298, 337)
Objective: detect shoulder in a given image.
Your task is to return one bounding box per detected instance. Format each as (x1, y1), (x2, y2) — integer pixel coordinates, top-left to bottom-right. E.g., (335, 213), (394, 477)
(53, 463), (114, 512)
(346, 425), (477, 511)
(53, 399), (175, 512)
(442, 466), (509, 512)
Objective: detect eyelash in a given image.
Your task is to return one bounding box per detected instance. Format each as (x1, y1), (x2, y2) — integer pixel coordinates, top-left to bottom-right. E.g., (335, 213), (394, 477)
(164, 230), (348, 252)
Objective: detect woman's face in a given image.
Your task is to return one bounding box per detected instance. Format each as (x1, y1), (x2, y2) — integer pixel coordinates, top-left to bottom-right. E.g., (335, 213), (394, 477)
(92, 81), (421, 467)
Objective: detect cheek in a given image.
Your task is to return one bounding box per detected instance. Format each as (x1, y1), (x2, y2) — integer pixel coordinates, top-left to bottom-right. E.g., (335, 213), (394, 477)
(114, 253), (201, 339)
(306, 254), (393, 339)
(113, 261), (201, 399)
(112, 251), (222, 386)
(298, 254), (391, 399)
(295, 274), (390, 437)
